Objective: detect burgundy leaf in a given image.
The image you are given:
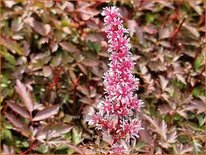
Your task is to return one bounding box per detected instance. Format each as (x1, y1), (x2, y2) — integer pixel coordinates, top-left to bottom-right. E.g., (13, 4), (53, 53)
(186, 100), (205, 114)
(66, 142), (85, 154)
(139, 121), (153, 146)
(5, 112), (26, 129)
(24, 17), (51, 36)
(42, 66), (52, 77)
(159, 28), (171, 39)
(50, 41), (59, 52)
(187, 0), (203, 15)
(77, 63), (88, 75)
(81, 59), (99, 67)
(159, 75), (169, 90)
(2, 144), (15, 154)
(49, 140), (85, 154)
(183, 23), (200, 38)
(36, 124), (73, 140)
(127, 20), (145, 44)
(15, 79), (34, 112)
(77, 85), (90, 97)
(7, 101), (30, 119)
(59, 42), (80, 53)
(33, 104), (60, 121)
(143, 25), (157, 34)
(102, 131), (113, 145)
(77, 3), (99, 21)
(0, 36), (23, 55)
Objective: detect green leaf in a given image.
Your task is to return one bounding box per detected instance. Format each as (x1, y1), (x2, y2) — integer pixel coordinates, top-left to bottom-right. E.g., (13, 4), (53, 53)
(0, 36), (23, 55)
(197, 114), (205, 127)
(145, 13), (155, 23)
(135, 141), (147, 150)
(21, 141), (29, 148)
(37, 144), (49, 153)
(67, 148), (74, 155)
(192, 87), (204, 98)
(194, 55), (203, 71)
(1, 73), (11, 88)
(55, 148), (68, 154)
(4, 123), (13, 129)
(86, 41), (101, 54)
(174, 113), (184, 121)
(193, 139), (202, 154)
(72, 127), (82, 145)
(0, 46), (16, 66)
(93, 43), (101, 53)
(2, 129), (12, 141)
(192, 88), (199, 97)
(51, 53), (62, 67)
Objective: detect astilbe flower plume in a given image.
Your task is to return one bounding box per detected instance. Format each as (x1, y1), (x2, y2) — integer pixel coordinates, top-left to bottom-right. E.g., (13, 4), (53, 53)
(87, 6), (143, 154)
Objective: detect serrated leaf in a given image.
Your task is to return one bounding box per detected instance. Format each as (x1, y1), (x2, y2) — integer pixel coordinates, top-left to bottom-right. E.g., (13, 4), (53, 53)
(33, 104), (60, 121)
(7, 101), (30, 119)
(173, 144), (193, 154)
(139, 121), (153, 145)
(15, 80), (34, 112)
(142, 114), (167, 139)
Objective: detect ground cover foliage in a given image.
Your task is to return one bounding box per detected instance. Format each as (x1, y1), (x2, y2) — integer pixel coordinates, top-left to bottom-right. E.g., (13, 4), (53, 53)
(0, 0), (205, 154)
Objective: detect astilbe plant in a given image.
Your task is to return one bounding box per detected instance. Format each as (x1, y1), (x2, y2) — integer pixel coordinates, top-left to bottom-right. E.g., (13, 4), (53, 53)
(87, 6), (143, 154)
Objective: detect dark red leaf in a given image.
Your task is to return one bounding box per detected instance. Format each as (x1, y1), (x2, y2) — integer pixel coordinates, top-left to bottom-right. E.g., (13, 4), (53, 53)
(7, 101), (30, 119)
(15, 80), (34, 112)
(33, 104), (60, 121)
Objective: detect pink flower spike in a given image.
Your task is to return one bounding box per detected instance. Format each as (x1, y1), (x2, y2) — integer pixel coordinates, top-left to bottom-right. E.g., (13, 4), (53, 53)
(87, 6), (143, 154)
